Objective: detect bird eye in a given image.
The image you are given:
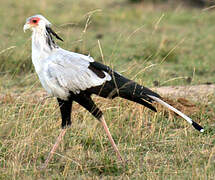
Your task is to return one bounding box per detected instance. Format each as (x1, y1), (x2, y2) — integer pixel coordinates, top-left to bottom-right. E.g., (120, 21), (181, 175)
(32, 19), (37, 23)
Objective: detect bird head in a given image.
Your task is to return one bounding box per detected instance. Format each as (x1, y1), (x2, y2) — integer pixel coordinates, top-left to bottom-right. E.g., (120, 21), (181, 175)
(23, 14), (63, 45)
(23, 15), (51, 32)
(24, 14), (63, 42)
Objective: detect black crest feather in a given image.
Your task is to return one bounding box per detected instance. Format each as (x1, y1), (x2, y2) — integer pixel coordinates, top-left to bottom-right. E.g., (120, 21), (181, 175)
(46, 26), (64, 42)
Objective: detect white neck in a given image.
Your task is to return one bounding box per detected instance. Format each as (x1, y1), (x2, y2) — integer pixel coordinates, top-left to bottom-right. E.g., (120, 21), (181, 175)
(32, 29), (52, 57)
(31, 27), (58, 74)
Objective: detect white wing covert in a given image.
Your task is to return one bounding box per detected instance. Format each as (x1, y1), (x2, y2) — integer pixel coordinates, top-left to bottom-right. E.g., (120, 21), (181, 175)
(46, 50), (111, 98)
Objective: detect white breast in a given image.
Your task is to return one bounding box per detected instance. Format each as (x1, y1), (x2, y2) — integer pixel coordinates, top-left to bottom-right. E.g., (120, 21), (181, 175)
(31, 30), (111, 100)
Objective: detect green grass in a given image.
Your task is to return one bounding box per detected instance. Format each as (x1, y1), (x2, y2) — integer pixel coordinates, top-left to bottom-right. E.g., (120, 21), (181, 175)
(0, 0), (215, 179)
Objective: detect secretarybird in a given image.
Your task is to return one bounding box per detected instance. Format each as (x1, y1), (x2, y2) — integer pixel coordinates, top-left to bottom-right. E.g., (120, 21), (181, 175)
(23, 15), (204, 168)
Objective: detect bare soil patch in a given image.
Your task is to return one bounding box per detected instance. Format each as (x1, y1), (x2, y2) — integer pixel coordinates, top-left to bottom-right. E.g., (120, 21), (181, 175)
(152, 84), (215, 116)
(152, 84), (215, 102)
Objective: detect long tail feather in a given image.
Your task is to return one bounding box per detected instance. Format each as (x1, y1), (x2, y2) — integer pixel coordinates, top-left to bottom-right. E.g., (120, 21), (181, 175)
(148, 95), (204, 132)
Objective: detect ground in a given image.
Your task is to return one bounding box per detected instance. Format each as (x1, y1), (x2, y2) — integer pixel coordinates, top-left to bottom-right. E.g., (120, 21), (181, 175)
(0, 0), (215, 179)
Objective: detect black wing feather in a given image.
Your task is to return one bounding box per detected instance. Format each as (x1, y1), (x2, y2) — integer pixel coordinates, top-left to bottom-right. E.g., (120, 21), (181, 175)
(86, 61), (161, 112)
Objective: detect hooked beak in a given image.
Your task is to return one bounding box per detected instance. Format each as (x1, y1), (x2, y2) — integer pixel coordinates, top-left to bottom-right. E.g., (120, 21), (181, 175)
(23, 23), (31, 32)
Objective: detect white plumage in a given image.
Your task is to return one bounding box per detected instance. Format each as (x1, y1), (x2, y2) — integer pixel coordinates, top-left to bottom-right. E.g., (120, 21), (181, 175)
(26, 15), (111, 100)
(44, 50), (111, 99)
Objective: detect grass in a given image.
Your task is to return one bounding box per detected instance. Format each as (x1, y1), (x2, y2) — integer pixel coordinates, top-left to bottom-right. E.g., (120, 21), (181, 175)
(0, 0), (215, 179)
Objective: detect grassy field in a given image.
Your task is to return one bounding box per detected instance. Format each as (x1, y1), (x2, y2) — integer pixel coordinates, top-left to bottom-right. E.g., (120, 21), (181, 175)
(0, 0), (215, 179)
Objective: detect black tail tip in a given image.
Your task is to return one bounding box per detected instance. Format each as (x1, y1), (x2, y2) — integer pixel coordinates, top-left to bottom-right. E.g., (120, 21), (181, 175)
(192, 121), (204, 133)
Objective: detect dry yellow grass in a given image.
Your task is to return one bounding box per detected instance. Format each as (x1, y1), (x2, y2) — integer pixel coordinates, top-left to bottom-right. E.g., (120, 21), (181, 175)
(0, 0), (215, 179)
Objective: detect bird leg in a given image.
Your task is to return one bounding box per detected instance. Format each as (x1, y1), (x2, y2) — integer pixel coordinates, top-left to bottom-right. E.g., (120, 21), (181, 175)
(41, 116), (123, 169)
(100, 116), (124, 163)
(41, 128), (67, 169)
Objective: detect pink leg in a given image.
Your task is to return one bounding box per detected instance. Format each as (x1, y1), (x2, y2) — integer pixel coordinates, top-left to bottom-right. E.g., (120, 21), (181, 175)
(100, 116), (124, 163)
(41, 128), (67, 169)
(41, 117), (124, 169)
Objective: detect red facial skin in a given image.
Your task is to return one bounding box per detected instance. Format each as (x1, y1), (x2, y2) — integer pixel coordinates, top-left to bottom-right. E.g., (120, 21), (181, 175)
(29, 17), (40, 26)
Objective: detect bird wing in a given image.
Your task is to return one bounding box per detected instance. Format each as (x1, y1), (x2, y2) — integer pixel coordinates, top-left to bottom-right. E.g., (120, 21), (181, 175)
(46, 49), (111, 95)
